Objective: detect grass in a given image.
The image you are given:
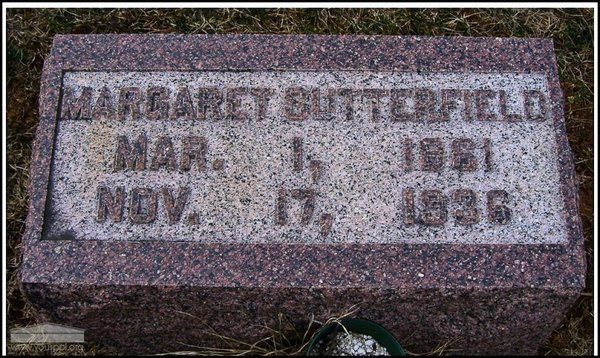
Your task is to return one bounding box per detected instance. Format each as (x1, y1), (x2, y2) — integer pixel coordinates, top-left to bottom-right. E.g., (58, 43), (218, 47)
(156, 304), (364, 356)
(5, 8), (594, 355)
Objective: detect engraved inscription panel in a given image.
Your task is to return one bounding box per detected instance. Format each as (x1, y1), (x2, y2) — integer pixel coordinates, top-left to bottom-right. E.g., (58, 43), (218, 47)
(44, 71), (566, 244)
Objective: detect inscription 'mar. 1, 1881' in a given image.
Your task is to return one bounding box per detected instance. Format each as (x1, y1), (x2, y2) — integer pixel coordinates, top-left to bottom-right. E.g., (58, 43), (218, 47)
(43, 71), (567, 244)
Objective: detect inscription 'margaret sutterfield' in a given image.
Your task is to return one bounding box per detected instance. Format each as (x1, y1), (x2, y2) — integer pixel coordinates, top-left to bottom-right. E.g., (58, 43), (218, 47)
(44, 71), (566, 244)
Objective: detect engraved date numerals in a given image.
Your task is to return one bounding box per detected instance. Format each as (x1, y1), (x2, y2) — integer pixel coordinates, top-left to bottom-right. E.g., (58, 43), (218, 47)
(276, 188), (314, 226)
(402, 187), (511, 226)
(276, 188), (332, 236)
(275, 137), (333, 236)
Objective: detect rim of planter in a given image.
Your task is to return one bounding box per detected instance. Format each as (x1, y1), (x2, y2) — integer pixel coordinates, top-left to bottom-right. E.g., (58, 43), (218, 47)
(305, 317), (405, 356)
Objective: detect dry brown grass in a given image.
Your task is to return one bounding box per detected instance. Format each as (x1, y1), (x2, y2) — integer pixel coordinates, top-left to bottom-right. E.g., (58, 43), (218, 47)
(157, 305), (457, 356)
(152, 304), (362, 356)
(6, 8), (594, 355)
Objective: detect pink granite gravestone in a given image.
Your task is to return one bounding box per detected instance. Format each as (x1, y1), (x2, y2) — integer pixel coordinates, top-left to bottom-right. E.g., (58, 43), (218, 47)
(21, 34), (585, 354)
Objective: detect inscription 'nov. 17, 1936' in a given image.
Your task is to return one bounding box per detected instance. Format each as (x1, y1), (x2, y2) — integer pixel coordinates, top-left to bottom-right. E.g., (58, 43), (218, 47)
(43, 71), (567, 244)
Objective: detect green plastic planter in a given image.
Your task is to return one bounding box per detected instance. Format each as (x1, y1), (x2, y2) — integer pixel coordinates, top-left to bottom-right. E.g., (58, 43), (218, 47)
(306, 318), (405, 356)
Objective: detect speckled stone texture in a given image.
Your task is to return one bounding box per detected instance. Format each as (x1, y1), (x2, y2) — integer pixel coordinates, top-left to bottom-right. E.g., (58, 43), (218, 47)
(47, 71), (564, 244)
(21, 34), (585, 355)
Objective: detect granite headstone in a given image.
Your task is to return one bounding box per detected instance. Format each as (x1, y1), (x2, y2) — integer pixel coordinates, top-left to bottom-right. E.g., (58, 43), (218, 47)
(21, 34), (585, 354)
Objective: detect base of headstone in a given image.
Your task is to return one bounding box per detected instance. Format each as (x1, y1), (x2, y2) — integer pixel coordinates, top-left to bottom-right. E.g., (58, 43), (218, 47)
(24, 281), (579, 355)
